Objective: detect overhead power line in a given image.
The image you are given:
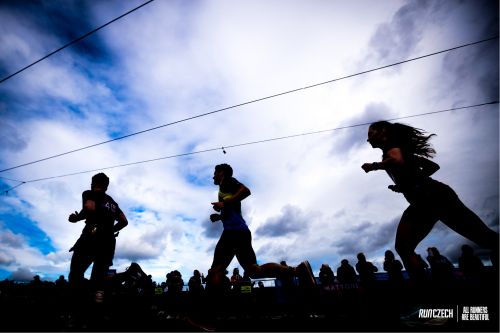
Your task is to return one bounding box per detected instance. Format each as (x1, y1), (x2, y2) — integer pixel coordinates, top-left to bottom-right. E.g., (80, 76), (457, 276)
(3, 100), (497, 193)
(0, 0), (155, 84)
(0, 35), (497, 174)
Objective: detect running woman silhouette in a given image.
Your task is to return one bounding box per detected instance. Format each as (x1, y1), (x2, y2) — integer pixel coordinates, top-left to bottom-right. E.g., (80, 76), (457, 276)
(361, 121), (498, 280)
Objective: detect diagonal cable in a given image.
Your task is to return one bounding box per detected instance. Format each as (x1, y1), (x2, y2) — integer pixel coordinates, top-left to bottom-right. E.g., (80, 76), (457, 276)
(0, 35), (498, 174)
(0, 0), (155, 84)
(2, 100), (495, 192)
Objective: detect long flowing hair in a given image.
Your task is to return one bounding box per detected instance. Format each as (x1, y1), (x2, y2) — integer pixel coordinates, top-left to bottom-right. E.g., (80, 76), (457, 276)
(370, 121), (437, 158)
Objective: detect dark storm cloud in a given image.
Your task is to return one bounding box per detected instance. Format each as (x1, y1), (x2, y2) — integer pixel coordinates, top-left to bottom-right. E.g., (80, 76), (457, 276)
(255, 204), (311, 237)
(9, 267), (35, 282)
(441, 41), (499, 103)
(0, 0), (126, 124)
(366, 0), (432, 66)
(438, 0), (499, 103)
(0, 0), (112, 73)
(330, 102), (395, 154)
(333, 217), (398, 256)
(362, 0), (498, 71)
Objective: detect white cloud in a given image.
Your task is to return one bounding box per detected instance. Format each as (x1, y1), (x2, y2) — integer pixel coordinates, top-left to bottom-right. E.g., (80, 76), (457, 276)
(0, 0), (497, 283)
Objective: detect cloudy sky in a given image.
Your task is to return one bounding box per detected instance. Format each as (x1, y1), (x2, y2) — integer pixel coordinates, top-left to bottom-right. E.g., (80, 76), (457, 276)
(0, 0), (498, 283)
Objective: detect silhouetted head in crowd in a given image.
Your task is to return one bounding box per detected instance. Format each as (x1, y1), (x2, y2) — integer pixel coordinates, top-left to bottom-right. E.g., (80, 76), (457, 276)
(461, 244), (474, 256)
(385, 250), (395, 260)
(427, 247), (441, 257)
(357, 253), (366, 262)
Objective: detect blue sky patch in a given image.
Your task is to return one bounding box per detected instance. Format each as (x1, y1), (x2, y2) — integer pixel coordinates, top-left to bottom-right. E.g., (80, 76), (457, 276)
(0, 211), (56, 255)
(0, 268), (11, 280)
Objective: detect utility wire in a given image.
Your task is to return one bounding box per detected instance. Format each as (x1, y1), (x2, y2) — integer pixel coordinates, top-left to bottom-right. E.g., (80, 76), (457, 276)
(0, 35), (497, 174)
(0, 176), (24, 182)
(0, 0), (155, 84)
(3, 100), (497, 193)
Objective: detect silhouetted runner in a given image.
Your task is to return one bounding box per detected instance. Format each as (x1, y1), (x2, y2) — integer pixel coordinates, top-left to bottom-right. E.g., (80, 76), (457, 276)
(361, 121), (498, 280)
(207, 163), (315, 289)
(68, 173), (129, 300)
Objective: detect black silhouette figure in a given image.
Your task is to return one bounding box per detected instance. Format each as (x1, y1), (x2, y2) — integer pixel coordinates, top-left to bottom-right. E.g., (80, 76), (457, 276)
(361, 121), (499, 280)
(458, 244), (485, 279)
(188, 269), (205, 294)
(318, 264), (335, 286)
(68, 173), (128, 299)
(426, 247), (455, 284)
(383, 250), (404, 284)
(230, 267), (243, 290)
(206, 164), (315, 291)
(55, 275), (68, 288)
(336, 259), (357, 284)
(355, 252), (378, 286)
(166, 270), (184, 294)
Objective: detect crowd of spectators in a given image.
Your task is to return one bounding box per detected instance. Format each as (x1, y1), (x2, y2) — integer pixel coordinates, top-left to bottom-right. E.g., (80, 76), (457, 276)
(0, 245), (496, 331)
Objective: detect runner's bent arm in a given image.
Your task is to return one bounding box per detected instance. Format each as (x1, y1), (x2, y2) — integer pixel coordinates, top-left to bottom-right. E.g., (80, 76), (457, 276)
(68, 209), (85, 222)
(212, 184), (251, 210)
(225, 184), (251, 203)
(362, 148), (404, 173)
(68, 198), (95, 222)
(113, 211), (128, 233)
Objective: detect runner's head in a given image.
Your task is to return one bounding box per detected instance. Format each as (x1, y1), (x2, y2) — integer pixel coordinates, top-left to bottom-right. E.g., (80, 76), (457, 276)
(213, 163), (233, 185)
(368, 121), (436, 157)
(91, 172), (109, 191)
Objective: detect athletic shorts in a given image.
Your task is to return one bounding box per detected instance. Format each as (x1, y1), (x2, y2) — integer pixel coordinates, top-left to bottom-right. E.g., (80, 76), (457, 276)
(211, 229), (257, 271)
(71, 233), (116, 267)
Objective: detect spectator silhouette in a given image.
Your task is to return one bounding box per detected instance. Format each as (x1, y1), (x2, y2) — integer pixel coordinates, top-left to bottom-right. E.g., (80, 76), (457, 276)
(426, 247), (454, 284)
(55, 275), (68, 288)
(318, 264), (335, 287)
(166, 270), (184, 294)
(187, 269), (205, 320)
(336, 259), (357, 284)
(410, 252), (429, 284)
(165, 270), (185, 318)
(361, 121), (499, 281)
(458, 244), (485, 280)
(355, 252), (378, 286)
(222, 270), (231, 293)
(230, 267), (243, 290)
(274, 260), (296, 315)
(383, 250), (404, 284)
(31, 275), (42, 286)
(188, 270), (204, 295)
